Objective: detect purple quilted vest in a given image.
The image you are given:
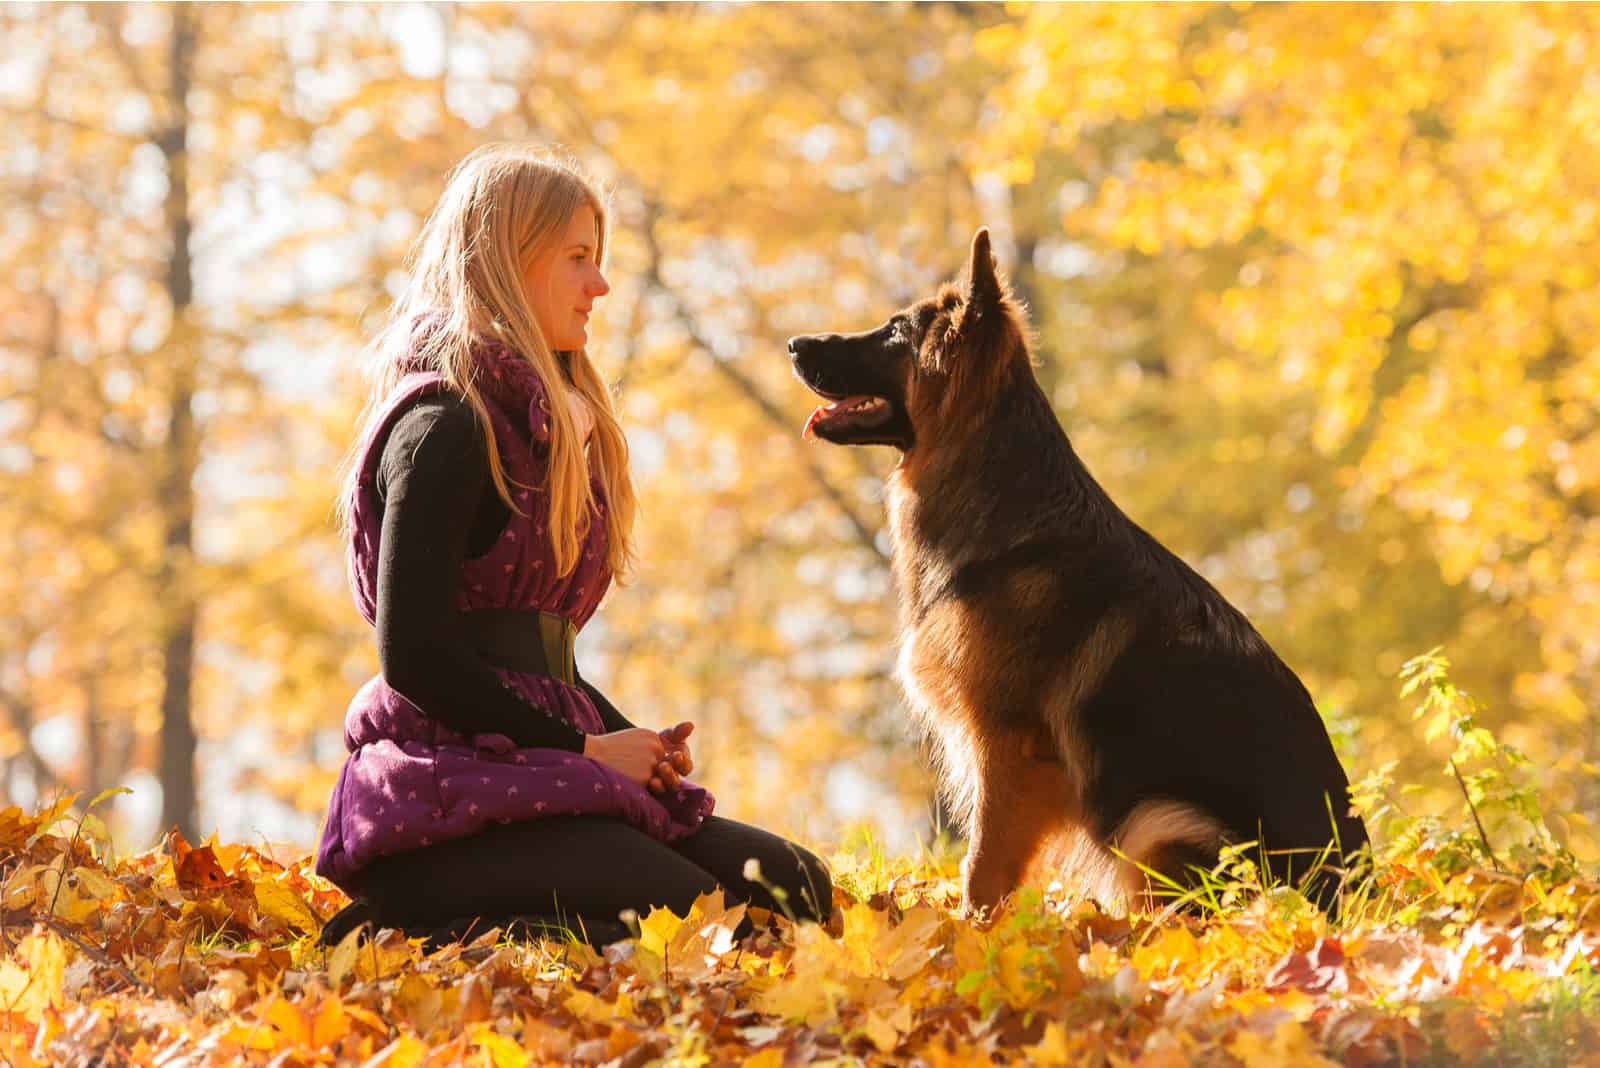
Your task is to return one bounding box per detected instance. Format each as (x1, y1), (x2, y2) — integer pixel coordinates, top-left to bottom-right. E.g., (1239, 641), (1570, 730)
(315, 337), (713, 892)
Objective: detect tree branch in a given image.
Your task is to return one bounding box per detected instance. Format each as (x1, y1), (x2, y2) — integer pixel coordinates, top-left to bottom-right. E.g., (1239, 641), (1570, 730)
(634, 206), (887, 563)
(88, 3), (157, 109)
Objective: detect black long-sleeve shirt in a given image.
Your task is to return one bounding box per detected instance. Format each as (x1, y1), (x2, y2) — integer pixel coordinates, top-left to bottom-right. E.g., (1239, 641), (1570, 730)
(373, 393), (635, 751)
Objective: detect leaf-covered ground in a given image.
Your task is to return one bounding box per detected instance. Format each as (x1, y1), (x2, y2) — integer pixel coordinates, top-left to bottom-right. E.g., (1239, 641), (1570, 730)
(2, 790), (1598, 1067)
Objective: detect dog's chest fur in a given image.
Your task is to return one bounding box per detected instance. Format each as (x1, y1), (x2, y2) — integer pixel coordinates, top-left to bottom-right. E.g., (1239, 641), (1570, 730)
(884, 460), (1115, 828)
(885, 472), (1044, 740)
(884, 466), (1052, 715)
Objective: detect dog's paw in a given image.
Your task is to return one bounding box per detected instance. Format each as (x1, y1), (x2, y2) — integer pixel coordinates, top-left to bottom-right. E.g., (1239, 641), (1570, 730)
(957, 898), (1002, 929)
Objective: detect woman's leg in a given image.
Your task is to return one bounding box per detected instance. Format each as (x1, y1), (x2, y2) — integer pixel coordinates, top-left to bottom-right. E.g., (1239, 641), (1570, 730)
(354, 815), (722, 942)
(669, 816), (833, 924)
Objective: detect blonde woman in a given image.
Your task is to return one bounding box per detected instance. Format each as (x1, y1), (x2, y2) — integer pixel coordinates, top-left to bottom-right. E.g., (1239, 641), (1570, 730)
(315, 144), (830, 948)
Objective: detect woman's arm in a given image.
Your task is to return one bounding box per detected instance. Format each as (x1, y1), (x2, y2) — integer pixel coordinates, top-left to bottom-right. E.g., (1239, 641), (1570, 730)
(573, 667), (638, 733)
(574, 666), (694, 791)
(374, 396), (588, 752)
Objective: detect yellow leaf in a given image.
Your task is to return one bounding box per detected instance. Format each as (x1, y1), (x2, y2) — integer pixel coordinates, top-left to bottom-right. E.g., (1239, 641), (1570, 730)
(0, 931), (67, 1022)
(23, 794), (80, 846)
(1228, 1021), (1340, 1068)
(221, 1019), (280, 1051)
(71, 866), (119, 900)
(309, 994), (350, 1048)
(264, 996), (308, 1045)
(1, 864), (41, 910)
(1025, 1021), (1075, 1067)
(564, 989), (617, 1025)
(859, 1009), (900, 1054)
(1132, 1046), (1190, 1068)
(870, 905), (944, 982)
(369, 1035), (428, 1068)
(42, 869), (103, 925)
(255, 879), (322, 935)
(754, 923), (850, 1025)
(995, 938), (1037, 1006)
(1131, 925), (1201, 980)
(396, 973), (442, 1036)
(741, 1050), (785, 1068)
(637, 903), (684, 959)
(355, 929), (418, 982)
(342, 1003), (389, 1035)
(0, 1031), (40, 1068)
(950, 921), (987, 979)
(471, 1022), (530, 1068)
(857, 998), (914, 1052)
(633, 890), (745, 983)
(326, 924), (363, 989)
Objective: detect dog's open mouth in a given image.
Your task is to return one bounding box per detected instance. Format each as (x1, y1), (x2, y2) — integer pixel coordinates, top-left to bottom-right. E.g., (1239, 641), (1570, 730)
(802, 395), (893, 441)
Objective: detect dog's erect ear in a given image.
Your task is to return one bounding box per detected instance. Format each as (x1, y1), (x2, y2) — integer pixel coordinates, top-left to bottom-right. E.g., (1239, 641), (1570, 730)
(967, 227), (1002, 310)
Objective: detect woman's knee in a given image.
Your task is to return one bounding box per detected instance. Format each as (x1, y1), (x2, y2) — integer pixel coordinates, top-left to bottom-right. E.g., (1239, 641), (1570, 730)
(749, 840), (832, 923)
(674, 816), (834, 924)
(787, 844), (833, 923)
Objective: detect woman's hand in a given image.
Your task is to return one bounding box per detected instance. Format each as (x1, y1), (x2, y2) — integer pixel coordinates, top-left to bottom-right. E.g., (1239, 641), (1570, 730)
(582, 728), (666, 786)
(648, 721), (695, 795)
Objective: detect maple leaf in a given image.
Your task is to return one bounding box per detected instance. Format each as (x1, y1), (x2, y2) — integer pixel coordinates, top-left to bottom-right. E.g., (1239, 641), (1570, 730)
(395, 972), (444, 1036)
(857, 1000), (915, 1054)
(252, 878), (322, 936)
(470, 1021), (531, 1068)
(325, 922), (365, 990)
(1228, 1020), (1342, 1068)
(355, 928), (423, 984)
(40, 867), (109, 926)
(1265, 937), (1348, 994)
(1131, 924), (1203, 982)
(0, 930), (68, 1023)
(632, 889), (746, 984)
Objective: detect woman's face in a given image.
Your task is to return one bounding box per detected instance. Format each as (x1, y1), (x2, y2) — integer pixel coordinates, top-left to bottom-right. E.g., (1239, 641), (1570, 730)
(523, 202), (610, 351)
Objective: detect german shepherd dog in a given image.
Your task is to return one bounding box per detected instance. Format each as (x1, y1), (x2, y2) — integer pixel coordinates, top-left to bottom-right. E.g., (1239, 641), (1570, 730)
(788, 230), (1368, 916)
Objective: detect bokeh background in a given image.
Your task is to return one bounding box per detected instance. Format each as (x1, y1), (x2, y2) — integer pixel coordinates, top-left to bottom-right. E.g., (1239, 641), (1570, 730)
(3, 3), (1597, 861)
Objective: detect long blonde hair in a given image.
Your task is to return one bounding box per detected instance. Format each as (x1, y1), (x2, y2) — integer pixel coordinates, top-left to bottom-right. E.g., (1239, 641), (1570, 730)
(337, 143), (636, 580)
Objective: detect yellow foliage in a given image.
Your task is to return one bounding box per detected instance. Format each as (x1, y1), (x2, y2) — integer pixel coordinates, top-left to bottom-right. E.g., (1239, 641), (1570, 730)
(0, 813), (1598, 1064)
(1228, 1021), (1341, 1068)
(0, 931), (67, 1023)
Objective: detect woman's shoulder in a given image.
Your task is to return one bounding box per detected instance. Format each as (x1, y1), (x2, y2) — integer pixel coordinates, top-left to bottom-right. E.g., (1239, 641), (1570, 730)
(390, 387), (482, 441)
(378, 391), (488, 493)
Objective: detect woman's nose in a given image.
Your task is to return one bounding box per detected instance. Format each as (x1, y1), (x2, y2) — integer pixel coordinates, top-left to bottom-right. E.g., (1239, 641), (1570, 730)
(589, 268), (611, 298)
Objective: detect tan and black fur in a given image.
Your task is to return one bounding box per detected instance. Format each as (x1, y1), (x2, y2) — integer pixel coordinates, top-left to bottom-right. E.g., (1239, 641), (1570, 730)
(788, 230), (1368, 915)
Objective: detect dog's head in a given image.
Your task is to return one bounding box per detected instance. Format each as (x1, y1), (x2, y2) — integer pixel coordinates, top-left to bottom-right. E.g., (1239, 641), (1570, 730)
(787, 229), (1027, 451)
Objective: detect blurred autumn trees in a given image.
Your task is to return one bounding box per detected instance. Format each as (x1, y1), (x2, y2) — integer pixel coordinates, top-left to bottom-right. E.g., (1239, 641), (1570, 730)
(1, 4), (1595, 855)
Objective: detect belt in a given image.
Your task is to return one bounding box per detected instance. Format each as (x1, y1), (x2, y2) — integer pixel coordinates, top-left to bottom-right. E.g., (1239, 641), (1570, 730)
(459, 609), (577, 686)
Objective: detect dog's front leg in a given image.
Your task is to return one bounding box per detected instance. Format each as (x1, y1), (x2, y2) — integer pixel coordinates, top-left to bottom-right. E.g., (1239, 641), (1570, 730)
(960, 736), (1071, 919)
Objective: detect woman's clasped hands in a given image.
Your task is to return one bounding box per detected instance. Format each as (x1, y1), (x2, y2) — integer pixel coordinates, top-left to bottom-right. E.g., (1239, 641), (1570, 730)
(582, 721), (694, 796)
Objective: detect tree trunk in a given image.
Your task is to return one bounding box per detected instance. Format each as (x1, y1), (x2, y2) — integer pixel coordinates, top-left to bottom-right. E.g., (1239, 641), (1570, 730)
(156, 5), (200, 842)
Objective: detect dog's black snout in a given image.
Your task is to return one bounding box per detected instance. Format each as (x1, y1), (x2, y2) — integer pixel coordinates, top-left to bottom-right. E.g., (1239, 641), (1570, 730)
(788, 333), (836, 361)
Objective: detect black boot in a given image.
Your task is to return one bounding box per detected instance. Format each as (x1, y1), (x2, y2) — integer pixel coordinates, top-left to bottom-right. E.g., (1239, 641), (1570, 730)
(317, 898), (375, 947)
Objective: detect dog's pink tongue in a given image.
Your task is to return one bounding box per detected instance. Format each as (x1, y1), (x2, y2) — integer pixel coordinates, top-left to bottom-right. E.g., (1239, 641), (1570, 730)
(803, 406), (824, 442)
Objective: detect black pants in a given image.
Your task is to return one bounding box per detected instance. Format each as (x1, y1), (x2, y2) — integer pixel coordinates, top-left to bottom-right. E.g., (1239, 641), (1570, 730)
(332, 814), (831, 947)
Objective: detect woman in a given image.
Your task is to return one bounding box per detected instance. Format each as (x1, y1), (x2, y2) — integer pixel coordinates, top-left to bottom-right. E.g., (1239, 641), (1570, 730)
(315, 144), (831, 949)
